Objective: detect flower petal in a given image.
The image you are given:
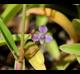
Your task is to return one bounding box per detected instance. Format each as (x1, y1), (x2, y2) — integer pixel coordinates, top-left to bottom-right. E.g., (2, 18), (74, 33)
(39, 25), (48, 33)
(32, 34), (40, 41)
(45, 35), (53, 43)
(39, 33), (45, 40)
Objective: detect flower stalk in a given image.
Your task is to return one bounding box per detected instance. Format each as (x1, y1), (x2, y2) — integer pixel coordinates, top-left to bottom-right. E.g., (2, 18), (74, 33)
(15, 4), (26, 70)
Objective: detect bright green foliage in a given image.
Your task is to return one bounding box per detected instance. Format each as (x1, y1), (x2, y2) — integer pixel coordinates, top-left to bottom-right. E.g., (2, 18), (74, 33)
(45, 40), (60, 60)
(60, 43), (80, 64)
(36, 15), (48, 27)
(0, 18), (19, 57)
(60, 44), (80, 56)
(1, 4), (22, 23)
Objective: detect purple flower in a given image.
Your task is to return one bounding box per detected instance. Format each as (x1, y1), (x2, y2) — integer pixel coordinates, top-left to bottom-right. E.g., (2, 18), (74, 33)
(39, 25), (48, 33)
(32, 34), (40, 41)
(32, 25), (53, 43)
(39, 33), (45, 39)
(45, 35), (53, 43)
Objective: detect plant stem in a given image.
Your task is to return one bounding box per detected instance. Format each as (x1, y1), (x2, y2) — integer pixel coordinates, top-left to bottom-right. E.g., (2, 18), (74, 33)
(21, 4), (26, 49)
(18, 4), (26, 70)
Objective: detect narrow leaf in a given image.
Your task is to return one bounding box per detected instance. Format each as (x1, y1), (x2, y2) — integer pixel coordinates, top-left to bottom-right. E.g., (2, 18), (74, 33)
(0, 18), (19, 57)
(1, 4), (22, 23)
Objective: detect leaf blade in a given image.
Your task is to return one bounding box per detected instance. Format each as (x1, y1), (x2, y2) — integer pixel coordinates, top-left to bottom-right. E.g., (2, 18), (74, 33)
(60, 43), (80, 56)
(0, 18), (19, 57)
(45, 39), (60, 60)
(1, 4), (22, 23)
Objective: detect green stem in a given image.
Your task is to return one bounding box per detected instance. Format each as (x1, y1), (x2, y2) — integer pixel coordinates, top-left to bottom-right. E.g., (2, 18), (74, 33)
(20, 4), (26, 49)
(17, 4), (26, 70)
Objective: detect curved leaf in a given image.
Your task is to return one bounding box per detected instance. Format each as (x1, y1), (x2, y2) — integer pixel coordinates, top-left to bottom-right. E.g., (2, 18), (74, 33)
(60, 43), (80, 56)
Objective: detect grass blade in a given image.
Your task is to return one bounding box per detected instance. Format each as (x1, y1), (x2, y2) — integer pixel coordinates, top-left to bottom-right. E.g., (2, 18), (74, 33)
(1, 4), (22, 23)
(0, 18), (19, 58)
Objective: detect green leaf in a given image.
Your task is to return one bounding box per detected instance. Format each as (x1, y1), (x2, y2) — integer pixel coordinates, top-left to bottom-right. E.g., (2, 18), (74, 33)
(59, 43), (80, 64)
(45, 39), (60, 60)
(1, 4), (22, 23)
(60, 43), (80, 56)
(72, 19), (80, 38)
(0, 34), (31, 46)
(35, 15), (48, 27)
(0, 18), (19, 57)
